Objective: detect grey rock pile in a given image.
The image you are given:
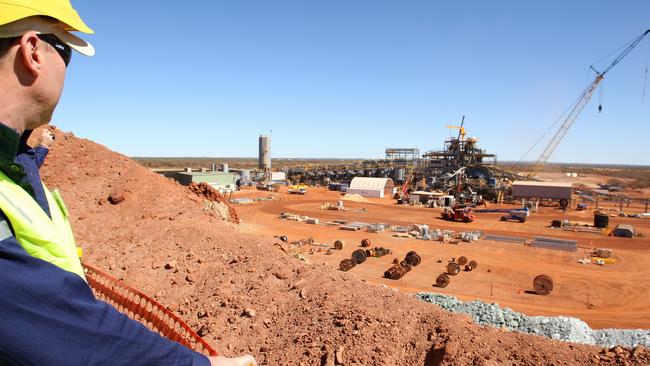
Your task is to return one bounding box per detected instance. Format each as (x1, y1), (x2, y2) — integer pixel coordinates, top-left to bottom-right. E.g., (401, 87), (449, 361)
(417, 292), (650, 348)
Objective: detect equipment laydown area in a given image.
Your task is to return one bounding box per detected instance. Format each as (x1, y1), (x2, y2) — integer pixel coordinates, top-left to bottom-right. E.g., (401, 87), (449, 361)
(234, 186), (650, 330)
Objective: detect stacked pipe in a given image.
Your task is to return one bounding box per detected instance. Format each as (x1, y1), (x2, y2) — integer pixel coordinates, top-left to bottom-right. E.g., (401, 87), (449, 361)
(384, 251), (421, 280)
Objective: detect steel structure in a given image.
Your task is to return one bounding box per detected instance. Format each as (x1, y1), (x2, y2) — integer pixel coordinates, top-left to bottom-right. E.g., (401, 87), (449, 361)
(534, 29), (650, 170)
(385, 148), (420, 161)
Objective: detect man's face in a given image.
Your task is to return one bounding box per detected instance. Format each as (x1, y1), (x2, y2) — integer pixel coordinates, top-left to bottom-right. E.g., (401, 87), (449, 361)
(24, 33), (68, 130)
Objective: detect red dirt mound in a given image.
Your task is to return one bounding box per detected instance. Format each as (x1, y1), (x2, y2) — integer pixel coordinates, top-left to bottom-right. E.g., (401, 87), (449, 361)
(30, 126), (646, 365)
(188, 182), (240, 223)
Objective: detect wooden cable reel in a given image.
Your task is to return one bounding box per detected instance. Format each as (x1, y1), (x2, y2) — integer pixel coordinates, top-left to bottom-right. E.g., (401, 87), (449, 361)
(533, 274), (554, 295)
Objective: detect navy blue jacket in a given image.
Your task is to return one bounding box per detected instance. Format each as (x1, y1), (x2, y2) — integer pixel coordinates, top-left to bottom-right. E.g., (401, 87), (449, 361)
(0, 123), (210, 366)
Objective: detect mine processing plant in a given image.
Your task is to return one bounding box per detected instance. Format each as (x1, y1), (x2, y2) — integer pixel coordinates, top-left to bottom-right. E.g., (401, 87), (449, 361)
(284, 120), (526, 203)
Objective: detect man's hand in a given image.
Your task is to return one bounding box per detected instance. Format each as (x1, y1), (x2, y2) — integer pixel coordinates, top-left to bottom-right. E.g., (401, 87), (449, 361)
(39, 129), (55, 149)
(208, 355), (257, 366)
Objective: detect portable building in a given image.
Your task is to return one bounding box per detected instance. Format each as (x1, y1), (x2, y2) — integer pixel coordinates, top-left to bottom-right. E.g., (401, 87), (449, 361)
(170, 171), (238, 193)
(346, 177), (395, 198)
(613, 224), (635, 238)
(512, 181), (572, 200)
(409, 191), (444, 205)
(270, 172), (286, 182)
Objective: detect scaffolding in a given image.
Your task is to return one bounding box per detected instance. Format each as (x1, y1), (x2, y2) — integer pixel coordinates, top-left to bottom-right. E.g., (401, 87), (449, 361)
(385, 148), (420, 161)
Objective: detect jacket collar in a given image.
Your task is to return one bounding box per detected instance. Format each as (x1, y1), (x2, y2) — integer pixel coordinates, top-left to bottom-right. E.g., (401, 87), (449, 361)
(19, 129), (34, 153)
(0, 122), (29, 183)
(0, 122), (20, 164)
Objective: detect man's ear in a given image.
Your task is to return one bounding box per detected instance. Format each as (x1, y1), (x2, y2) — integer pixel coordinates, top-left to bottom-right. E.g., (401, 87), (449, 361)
(18, 32), (44, 77)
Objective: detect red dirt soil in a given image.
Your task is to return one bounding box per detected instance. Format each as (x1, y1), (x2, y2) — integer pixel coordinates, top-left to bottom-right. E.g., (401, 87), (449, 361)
(233, 187), (650, 330)
(32, 127), (648, 365)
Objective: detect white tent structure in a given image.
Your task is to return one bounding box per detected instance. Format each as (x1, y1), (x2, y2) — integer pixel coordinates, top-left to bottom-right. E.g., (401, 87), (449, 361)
(346, 177), (395, 198)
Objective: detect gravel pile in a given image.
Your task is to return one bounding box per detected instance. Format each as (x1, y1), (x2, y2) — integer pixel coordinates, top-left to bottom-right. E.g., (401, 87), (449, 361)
(417, 292), (650, 348)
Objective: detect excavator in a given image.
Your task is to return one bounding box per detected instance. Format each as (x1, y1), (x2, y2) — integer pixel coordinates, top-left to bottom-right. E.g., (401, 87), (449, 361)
(394, 173), (414, 202)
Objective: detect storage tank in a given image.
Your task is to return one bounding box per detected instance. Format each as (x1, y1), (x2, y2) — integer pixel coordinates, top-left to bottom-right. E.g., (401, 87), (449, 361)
(392, 168), (406, 182)
(258, 135), (271, 170)
(594, 212), (609, 228)
(239, 169), (251, 182)
(222, 163), (229, 173)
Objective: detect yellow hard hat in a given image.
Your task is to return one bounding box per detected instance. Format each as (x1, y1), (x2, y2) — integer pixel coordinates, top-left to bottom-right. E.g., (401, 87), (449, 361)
(0, 0), (93, 34)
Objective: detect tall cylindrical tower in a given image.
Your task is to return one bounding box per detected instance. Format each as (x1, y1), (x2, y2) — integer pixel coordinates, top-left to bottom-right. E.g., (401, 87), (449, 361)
(258, 135), (271, 171)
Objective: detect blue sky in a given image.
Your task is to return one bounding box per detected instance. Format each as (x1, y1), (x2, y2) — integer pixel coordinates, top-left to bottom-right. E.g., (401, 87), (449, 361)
(55, 1), (650, 164)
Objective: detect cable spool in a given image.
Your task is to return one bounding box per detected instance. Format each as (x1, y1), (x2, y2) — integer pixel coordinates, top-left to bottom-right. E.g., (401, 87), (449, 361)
(339, 258), (355, 271)
(377, 247), (389, 257)
(334, 240), (345, 250)
(435, 273), (450, 288)
(368, 247), (390, 258)
(457, 256), (468, 266)
(384, 265), (405, 280)
(361, 238), (371, 247)
(405, 253), (421, 267)
(464, 261), (477, 271)
(402, 263), (412, 273)
(351, 249), (367, 264)
(533, 274), (554, 295)
(447, 262), (461, 276)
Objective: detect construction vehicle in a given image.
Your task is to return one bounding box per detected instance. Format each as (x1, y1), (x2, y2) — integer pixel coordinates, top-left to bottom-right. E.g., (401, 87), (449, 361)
(441, 206), (475, 223)
(394, 173), (414, 202)
(500, 210), (527, 223)
(287, 184), (308, 195)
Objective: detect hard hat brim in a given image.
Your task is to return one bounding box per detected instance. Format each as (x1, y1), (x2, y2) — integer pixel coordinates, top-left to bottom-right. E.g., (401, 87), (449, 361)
(0, 2), (93, 34)
(0, 16), (94, 56)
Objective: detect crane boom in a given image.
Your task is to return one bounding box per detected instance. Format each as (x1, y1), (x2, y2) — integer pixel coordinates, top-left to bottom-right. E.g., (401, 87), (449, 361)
(535, 74), (603, 167)
(534, 29), (650, 170)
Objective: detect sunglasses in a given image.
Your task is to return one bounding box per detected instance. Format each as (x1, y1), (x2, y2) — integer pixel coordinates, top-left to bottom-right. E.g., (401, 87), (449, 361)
(37, 34), (71, 67)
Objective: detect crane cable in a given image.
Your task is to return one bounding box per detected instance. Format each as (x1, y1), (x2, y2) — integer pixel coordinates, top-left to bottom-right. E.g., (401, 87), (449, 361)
(598, 81), (605, 113)
(512, 91), (583, 169)
(641, 42), (650, 103)
(515, 32), (647, 169)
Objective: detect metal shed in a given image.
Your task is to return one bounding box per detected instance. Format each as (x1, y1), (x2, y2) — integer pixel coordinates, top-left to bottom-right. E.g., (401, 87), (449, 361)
(613, 224), (635, 238)
(512, 181), (572, 200)
(409, 191), (444, 205)
(347, 177), (395, 198)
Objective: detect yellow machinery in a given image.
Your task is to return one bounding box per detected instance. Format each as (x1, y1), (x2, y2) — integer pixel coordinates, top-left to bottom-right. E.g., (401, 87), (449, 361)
(287, 184), (308, 195)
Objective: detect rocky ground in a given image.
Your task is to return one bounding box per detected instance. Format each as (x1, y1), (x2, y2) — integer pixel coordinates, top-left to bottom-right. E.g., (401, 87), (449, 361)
(34, 127), (649, 365)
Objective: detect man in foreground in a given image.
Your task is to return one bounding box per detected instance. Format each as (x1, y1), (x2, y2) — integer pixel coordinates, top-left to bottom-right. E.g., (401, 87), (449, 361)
(0, 1), (255, 365)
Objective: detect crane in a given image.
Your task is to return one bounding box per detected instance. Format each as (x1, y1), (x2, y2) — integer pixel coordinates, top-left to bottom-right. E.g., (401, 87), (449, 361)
(445, 115), (467, 141)
(533, 29), (650, 172)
